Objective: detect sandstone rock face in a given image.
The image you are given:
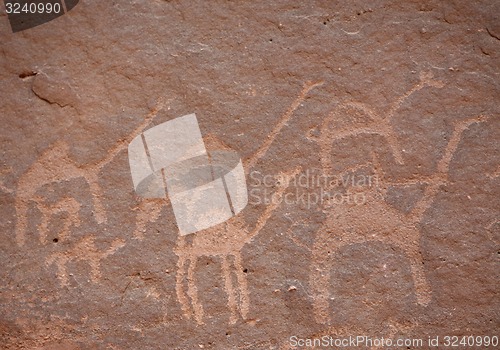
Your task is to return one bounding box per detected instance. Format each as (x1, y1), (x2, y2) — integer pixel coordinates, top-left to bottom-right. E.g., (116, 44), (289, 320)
(0, 1), (498, 349)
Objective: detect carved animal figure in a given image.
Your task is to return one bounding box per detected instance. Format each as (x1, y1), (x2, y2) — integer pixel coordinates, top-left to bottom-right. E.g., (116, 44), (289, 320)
(15, 98), (168, 247)
(14, 99), (168, 285)
(305, 72), (485, 324)
(133, 81), (323, 324)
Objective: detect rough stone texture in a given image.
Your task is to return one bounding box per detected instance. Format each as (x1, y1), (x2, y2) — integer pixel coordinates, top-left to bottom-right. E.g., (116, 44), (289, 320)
(0, 1), (499, 349)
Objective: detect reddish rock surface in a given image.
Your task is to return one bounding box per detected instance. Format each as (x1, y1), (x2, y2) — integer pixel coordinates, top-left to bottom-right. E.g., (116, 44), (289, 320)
(0, 1), (498, 349)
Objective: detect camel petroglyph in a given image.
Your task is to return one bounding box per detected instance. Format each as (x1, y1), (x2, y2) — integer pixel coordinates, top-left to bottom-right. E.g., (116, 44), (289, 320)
(303, 76), (487, 323)
(132, 81), (324, 324)
(287, 72), (487, 324)
(14, 98), (169, 285)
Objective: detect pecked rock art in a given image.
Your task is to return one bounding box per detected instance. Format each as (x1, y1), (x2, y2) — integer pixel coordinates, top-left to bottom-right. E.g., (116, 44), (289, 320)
(174, 166), (301, 325)
(46, 235), (125, 287)
(131, 81), (323, 324)
(297, 72), (489, 324)
(315, 71), (445, 170)
(128, 113), (250, 235)
(14, 70), (484, 329)
(14, 98), (169, 285)
(14, 97), (169, 247)
(13, 80), (323, 322)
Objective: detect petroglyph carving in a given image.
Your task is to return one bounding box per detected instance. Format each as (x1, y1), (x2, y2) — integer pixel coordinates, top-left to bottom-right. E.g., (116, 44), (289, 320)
(15, 98), (169, 247)
(132, 81), (323, 324)
(14, 99), (169, 286)
(128, 114), (249, 235)
(304, 83), (488, 324)
(175, 166), (301, 324)
(35, 197), (81, 245)
(46, 236), (125, 287)
(314, 72), (444, 169)
(0, 167), (14, 193)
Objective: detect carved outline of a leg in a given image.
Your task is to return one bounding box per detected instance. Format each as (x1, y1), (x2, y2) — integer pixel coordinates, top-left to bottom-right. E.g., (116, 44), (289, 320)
(310, 230), (337, 325)
(233, 252), (249, 320)
(38, 197), (81, 245)
(187, 257), (204, 325)
(404, 242), (432, 306)
(88, 257), (101, 283)
(221, 255), (238, 324)
(46, 254), (69, 287)
(15, 198), (29, 246)
(384, 130), (404, 165)
(368, 151), (388, 198)
(37, 201), (51, 245)
(175, 254), (193, 321)
(311, 251), (333, 325)
(85, 173), (106, 224)
(132, 199), (163, 240)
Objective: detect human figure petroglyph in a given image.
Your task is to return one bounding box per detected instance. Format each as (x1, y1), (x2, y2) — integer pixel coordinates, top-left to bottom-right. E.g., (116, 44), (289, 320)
(131, 81), (324, 324)
(305, 113), (488, 324)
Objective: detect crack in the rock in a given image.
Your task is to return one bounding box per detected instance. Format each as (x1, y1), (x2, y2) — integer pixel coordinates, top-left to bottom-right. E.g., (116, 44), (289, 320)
(31, 87), (70, 108)
(486, 27), (500, 41)
(120, 280), (132, 306)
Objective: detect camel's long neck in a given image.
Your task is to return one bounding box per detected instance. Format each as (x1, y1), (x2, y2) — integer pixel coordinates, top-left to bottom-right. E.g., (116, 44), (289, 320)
(244, 81), (323, 172)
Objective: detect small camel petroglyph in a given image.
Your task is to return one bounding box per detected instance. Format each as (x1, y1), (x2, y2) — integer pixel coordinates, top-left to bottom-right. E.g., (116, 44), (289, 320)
(132, 81), (323, 324)
(46, 235), (125, 287)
